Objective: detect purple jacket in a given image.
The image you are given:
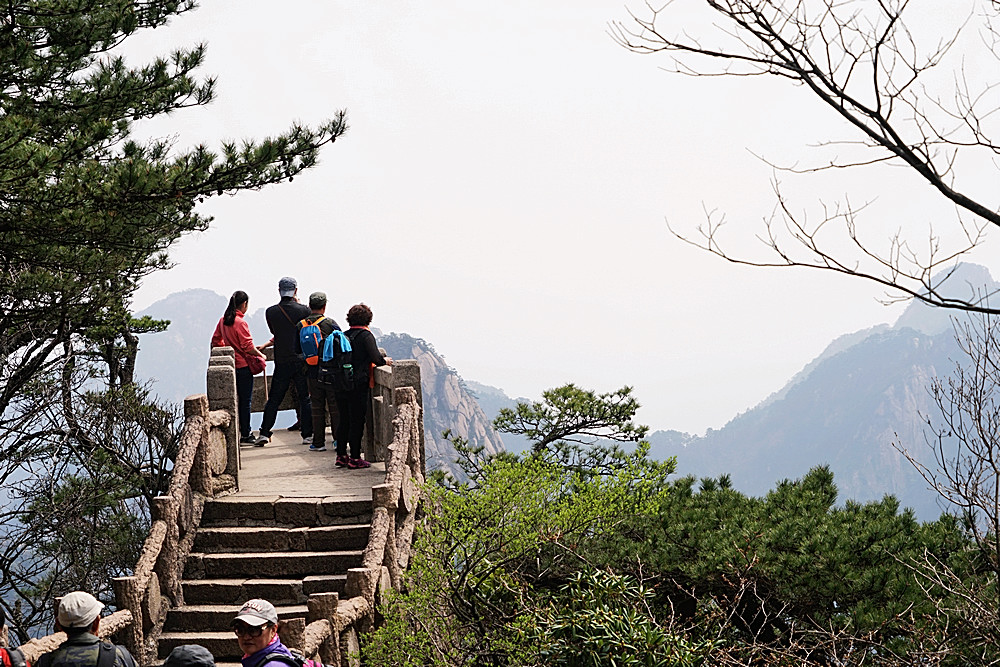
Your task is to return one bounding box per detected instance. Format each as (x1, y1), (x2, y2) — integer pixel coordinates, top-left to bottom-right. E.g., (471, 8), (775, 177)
(242, 637), (295, 667)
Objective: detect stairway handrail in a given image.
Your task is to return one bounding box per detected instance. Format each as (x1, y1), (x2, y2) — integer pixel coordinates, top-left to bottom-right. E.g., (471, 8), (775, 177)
(109, 393), (219, 666)
(16, 390), (228, 665)
(283, 386), (424, 666)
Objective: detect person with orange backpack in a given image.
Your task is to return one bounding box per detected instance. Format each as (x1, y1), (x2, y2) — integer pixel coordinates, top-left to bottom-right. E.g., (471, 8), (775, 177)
(297, 292), (341, 452)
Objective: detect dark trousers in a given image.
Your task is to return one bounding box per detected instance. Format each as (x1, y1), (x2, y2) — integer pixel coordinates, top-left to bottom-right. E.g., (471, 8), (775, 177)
(308, 377), (339, 447)
(260, 360), (312, 438)
(335, 387), (370, 459)
(235, 366), (254, 439)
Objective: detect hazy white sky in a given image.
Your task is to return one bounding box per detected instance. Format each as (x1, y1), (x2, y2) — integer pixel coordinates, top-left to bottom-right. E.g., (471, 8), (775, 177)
(129, 1), (995, 434)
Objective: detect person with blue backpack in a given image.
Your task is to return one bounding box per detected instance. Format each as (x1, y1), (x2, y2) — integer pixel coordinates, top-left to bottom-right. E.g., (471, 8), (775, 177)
(332, 303), (393, 469)
(297, 291), (341, 452)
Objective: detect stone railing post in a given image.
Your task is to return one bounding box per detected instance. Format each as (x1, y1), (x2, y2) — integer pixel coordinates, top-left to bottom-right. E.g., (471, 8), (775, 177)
(185, 394), (212, 496)
(111, 576), (144, 666)
(279, 617), (306, 652)
(307, 593), (339, 623)
(391, 361), (424, 474)
(208, 348), (239, 485)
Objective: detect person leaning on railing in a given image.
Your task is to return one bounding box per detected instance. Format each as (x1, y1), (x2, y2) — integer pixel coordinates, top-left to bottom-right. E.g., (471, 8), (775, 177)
(34, 592), (137, 667)
(211, 290), (268, 445)
(334, 303), (393, 470)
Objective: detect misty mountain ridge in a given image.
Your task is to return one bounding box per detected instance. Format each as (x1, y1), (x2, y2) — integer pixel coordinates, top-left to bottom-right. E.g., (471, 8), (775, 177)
(135, 263), (997, 518)
(646, 263), (1000, 520)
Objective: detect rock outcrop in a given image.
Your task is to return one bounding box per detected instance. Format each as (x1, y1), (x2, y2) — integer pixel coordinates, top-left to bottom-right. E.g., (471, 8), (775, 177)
(379, 333), (505, 481)
(378, 333), (503, 479)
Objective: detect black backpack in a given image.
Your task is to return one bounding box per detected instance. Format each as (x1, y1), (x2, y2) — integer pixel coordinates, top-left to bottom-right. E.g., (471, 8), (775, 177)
(34, 642), (116, 667)
(317, 330), (355, 391)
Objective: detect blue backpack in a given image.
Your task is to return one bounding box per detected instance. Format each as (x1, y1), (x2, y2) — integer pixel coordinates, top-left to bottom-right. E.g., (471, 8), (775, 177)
(318, 329), (355, 390)
(298, 316), (326, 366)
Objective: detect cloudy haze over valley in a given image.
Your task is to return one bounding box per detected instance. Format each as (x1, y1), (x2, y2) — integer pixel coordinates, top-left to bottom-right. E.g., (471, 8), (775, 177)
(128, 2), (993, 435)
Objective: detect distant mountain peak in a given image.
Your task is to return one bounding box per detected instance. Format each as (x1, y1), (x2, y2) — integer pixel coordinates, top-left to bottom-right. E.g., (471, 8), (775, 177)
(892, 263), (999, 336)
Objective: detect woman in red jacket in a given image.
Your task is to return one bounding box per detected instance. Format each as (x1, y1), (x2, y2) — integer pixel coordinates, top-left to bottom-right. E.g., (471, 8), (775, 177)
(211, 290), (267, 444)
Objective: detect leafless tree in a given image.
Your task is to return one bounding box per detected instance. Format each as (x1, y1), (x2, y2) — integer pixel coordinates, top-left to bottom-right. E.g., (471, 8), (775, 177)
(611, 0), (1000, 312)
(884, 310), (1000, 662)
(612, 2), (1000, 660)
(0, 326), (179, 642)
(913, 312), (1000, 556)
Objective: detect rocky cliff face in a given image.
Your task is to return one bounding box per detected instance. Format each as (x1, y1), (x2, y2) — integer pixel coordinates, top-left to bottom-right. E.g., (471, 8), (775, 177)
(647, 318), (960, 520)
(378, 333), (505, 481)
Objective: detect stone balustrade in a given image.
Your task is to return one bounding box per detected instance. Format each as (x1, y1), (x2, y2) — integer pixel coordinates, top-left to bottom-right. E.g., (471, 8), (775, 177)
(275, 386), (424, 666)
(14, 346), (425, 667)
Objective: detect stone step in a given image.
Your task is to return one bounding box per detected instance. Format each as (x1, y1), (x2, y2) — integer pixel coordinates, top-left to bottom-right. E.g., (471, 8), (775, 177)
(182, 576), (346, 605)
(164, 603), (308, 632)
(201, 496), (372, 527)
(185, 551), (364, 580)
(158, 631), (239, 661)
(194, 524), (371, 553)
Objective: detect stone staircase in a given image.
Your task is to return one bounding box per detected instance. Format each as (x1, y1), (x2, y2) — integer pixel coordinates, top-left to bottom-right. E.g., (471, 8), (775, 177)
(157, 495), (373, 664)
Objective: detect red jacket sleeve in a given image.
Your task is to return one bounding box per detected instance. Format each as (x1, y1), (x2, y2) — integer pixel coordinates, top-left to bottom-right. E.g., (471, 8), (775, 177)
(211, 318), (226, 348)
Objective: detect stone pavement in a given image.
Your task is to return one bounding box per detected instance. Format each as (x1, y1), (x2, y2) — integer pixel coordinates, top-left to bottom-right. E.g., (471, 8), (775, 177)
(236, 428), (386, 498)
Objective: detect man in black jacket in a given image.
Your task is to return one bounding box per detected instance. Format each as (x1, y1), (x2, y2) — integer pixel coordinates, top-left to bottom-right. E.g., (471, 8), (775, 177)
(255, 276), (312, 446)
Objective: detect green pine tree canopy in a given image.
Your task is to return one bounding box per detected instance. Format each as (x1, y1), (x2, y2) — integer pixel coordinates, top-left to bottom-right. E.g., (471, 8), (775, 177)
(0, 0), (347, 415)
(0, 1), (345, 636)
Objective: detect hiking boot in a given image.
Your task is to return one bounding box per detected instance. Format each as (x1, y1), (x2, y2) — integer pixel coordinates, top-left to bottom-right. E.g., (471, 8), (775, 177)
(309, 443), (327, 452)
(335, 455), (349, 468)
(347, 457), (371, 469)
(240, 435), (256, 444)
(254, 433), (270, 447)
(302, 435), (313, 445)
(288, 420), (300, 431)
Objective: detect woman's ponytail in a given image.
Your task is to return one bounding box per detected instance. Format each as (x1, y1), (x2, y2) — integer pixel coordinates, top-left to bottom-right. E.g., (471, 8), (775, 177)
(224, 290), (249, 326)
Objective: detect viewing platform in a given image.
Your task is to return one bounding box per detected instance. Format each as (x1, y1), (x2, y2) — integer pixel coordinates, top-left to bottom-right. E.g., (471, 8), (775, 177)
(237, 430), (386, 498)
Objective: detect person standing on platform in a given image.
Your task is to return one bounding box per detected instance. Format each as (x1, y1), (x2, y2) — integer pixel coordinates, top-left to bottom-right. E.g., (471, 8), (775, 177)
(211, 290), (267, 444)
(255, 277), (312, 446)
(334, 303), (393, 469)
(299, 291), (340, 452)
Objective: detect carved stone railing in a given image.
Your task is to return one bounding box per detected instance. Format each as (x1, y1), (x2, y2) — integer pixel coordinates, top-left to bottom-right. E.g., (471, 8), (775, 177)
(109, 386), (238, 665)
(276, 386), (425, 666)
(16, 348), (424, 667)
(16, 610), (134, 663)
(14, 350), (242, 665)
